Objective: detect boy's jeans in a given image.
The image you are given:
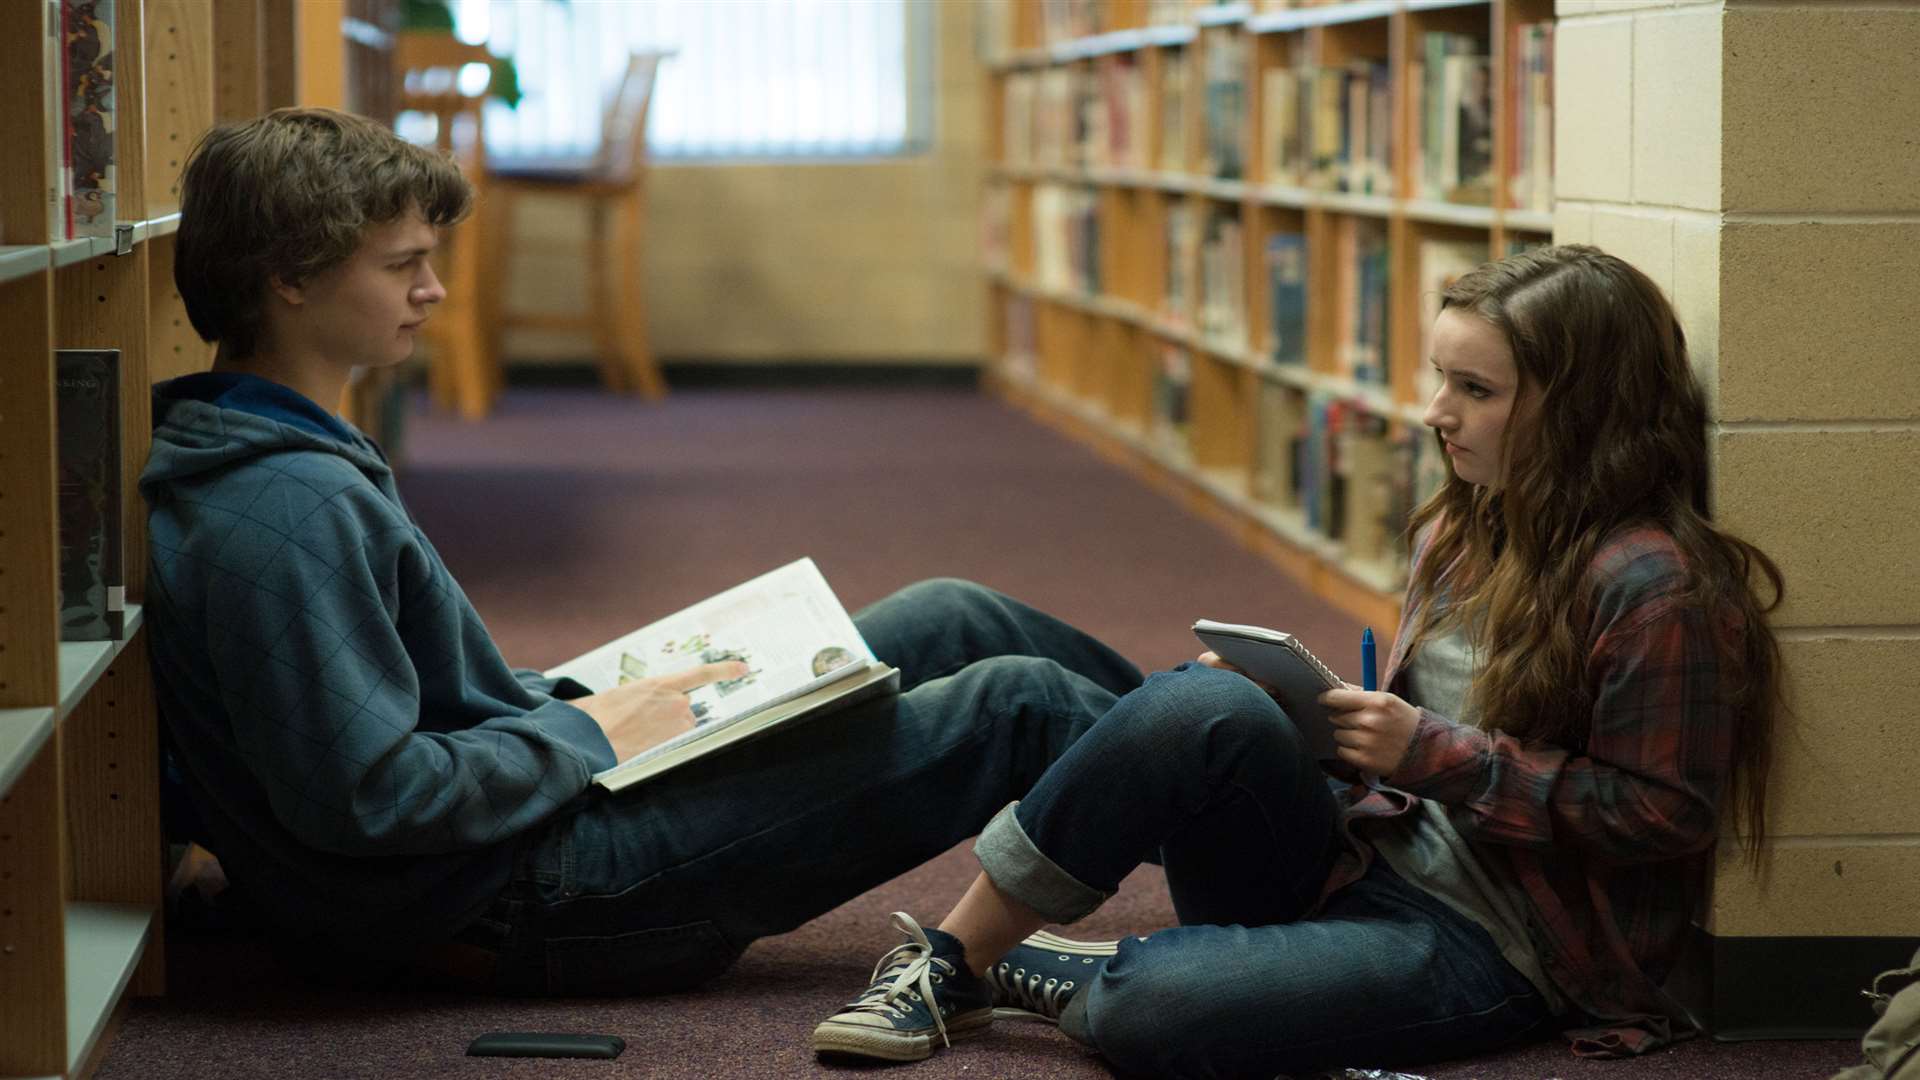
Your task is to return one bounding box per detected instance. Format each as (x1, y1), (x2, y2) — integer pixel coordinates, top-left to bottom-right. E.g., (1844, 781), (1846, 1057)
(460, 579), (1140, 993)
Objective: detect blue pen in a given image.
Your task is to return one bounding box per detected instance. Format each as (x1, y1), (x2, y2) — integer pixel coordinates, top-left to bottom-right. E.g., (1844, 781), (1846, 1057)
(1361, 627), (1378, 692)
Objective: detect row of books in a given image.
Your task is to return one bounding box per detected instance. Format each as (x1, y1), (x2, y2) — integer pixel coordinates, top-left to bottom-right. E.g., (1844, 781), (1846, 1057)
(981, 0), (1404, 58)
(1410, 33), (1494, 205)
(1001, 57), (1154, 171)
(1032, 183), (1103, 295)
(995, 29), (1551, 212)
(1253, 384), (1450, 581)
(990, 188), (1541, 396)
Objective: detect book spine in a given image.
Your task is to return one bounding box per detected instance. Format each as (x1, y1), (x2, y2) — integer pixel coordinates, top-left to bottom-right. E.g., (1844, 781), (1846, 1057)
(56, 349), (124, 641)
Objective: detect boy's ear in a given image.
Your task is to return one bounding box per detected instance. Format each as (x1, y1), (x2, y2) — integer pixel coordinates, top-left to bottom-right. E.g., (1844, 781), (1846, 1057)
(267, 273), (305, 307)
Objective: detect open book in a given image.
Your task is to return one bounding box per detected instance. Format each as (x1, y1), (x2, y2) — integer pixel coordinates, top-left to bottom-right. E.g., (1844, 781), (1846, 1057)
(547, 559), (900, 791)
(1191, 619), (1347, 761)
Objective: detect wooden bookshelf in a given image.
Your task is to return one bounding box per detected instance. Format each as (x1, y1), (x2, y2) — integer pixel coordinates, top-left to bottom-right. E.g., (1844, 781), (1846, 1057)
(0, 2), (288, 1076)
(980, 0), (1555, 635)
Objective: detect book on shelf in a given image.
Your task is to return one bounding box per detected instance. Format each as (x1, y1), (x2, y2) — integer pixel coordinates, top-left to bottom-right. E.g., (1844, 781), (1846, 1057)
(1332, 216), (1390, 388)
(1259, 57), (1308, 187)
(1201, 27), (1247, 181)
(1100, 53), (1148, 171)
(1002, 73), (1035, 168)
(1336, 410), (1397, 569)
(1038, 68), (1074, 168)
(1152, 345), (1193, 457)
(1415, 237), (1488, 402)
(1198, 205), (1245, 346)
(1300, 391), (1339, 536)
(1386, 425), (1452, 581)
(1192, 619), (1346, 761)
(981, 185), (1010, 273)
(1164, 201), (1199, 325)
(1003, 292), (1037, 380)
(61, 0), (117, 239)
(1264, 231), (1307, 367)
(1344, 60), (1392, 196)
(1158, 46), (1189, 172)
(56, 348), (125, 641)
(1252, 378), (1306, 509)
(1073, 62), (1102, 169)
(545, 558), (901, 793)
(1508, 20), (1555, 213)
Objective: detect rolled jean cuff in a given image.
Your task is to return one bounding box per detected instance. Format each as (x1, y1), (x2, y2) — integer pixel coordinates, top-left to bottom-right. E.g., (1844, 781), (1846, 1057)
(973, 801), (1110, 924)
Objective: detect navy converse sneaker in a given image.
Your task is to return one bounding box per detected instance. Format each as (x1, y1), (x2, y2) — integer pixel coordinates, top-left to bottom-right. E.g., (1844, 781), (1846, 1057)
(987, 929), (1118, 1022)
(811, 913), (994, 1062)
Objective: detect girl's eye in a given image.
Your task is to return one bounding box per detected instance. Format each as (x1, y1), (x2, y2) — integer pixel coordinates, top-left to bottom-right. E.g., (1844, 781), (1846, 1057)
(1464, 382), (1492, 400)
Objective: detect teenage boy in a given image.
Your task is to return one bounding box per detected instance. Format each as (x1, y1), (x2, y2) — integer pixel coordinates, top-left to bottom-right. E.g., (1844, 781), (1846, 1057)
(143, 107), (1146, 999)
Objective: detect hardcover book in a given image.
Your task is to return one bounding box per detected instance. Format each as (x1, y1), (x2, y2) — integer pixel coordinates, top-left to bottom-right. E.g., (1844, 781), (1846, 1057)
(545, 558), (899, 792)
(56, 349), (124, 640)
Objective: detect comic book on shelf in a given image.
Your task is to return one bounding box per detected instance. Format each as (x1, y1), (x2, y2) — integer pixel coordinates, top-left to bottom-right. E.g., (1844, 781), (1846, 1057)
(545, 559), (900, 792)
(61, 0), (116, 239)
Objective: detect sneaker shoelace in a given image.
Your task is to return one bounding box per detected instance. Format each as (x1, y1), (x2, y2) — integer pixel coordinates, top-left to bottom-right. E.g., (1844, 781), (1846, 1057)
(840, 912), (964, 1048)
(988, 956), (1078, 1018)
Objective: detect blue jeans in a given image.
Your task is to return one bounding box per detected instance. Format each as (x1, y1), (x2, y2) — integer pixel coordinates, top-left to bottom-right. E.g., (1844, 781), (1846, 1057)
(976, 662), (1554, 1079)
(457, 579), (1141, 995)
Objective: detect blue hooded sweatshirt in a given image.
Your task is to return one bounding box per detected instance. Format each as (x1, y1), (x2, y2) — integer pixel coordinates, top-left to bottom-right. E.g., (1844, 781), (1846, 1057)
(140, 373), (616, 963)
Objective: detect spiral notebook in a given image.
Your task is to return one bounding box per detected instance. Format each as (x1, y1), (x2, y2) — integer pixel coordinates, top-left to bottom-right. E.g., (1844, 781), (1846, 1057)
(1192, 619), (1347, 761)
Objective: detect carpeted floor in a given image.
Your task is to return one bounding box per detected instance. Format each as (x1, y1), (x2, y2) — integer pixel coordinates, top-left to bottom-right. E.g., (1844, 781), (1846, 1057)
(97, 385), (1863, 1079)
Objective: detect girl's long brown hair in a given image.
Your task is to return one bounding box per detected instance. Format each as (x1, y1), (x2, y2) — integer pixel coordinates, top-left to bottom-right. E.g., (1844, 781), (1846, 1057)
(1403, 245), (1784, 864)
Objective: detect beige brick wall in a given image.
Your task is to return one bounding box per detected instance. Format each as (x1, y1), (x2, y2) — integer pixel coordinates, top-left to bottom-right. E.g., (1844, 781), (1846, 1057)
(1556, 1), (1920, 940)
(499, 0), (986, 364)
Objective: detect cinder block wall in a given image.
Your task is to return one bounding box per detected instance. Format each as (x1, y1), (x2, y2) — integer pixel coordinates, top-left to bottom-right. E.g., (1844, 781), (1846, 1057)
(1553, 0), (1920, 1032)
(499, 1), (986, 365)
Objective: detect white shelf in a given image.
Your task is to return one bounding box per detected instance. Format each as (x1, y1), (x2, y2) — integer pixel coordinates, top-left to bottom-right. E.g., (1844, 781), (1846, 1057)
(0, 707), (57, 799)
(1195, 3), (1255, 27)
(57, 605), (145, 723)
(1505, 209), (1554, 233)
(1, 244), (51, 283)
(0, 606), (146, 801)
(65, 901), (155, 1076)
(52, 237), (102, 267)
(1404, 198), (1498, 228)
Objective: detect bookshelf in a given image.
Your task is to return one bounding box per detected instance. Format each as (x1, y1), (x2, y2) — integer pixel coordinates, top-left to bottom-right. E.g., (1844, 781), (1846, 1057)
(0, 2), (288, 1076)
(979, 0), (1554, 633)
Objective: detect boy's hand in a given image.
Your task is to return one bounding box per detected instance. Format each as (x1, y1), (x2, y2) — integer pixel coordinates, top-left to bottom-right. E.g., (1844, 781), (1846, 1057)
(1318, 685), (1421, 778)
(575, 661), (750, 762)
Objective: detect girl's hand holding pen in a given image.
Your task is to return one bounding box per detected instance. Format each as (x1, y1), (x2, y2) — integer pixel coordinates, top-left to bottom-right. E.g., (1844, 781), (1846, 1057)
(1318, 685), (1421, 778)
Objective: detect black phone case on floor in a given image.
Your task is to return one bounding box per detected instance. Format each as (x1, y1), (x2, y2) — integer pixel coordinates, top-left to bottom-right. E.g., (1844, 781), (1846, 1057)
(466, 1032), (626, 1059)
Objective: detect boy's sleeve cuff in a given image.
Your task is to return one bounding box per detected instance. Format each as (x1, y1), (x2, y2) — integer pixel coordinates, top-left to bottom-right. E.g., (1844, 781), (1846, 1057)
(974, 801), (1110, 924)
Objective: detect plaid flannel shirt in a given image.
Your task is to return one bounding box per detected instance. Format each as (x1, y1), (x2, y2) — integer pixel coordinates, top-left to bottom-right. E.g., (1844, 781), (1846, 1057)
(1325, 521), (1737, 1057)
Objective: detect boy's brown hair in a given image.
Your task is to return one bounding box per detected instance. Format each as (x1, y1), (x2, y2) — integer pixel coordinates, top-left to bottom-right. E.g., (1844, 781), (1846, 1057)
(174, 107), (471, 360)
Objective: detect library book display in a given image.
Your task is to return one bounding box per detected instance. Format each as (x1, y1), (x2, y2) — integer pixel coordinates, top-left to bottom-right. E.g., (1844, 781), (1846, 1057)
(979, 0), (1554, 633)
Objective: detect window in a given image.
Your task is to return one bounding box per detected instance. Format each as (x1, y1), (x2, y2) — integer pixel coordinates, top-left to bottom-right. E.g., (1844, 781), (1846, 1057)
(453, 0), (935, 162)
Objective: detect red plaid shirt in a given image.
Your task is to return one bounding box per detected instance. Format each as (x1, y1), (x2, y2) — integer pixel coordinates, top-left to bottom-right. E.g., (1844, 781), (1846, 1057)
(1325, 521), (1738, 1057)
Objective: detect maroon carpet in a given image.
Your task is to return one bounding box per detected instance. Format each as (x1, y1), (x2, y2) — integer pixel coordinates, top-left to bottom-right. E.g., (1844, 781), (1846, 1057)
(98, 386), (1860, 1079)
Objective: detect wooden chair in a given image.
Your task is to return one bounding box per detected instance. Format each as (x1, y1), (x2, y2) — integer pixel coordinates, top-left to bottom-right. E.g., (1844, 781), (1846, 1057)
(390, 31), (501, 419)
(480, 50), (671, 401)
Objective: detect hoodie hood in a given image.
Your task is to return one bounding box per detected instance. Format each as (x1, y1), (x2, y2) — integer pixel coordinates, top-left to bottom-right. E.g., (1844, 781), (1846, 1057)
(141, 380), (391, 498)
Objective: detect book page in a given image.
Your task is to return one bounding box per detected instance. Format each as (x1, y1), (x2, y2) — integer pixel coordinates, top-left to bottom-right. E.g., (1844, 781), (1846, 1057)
(546, 558), (874, 730)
